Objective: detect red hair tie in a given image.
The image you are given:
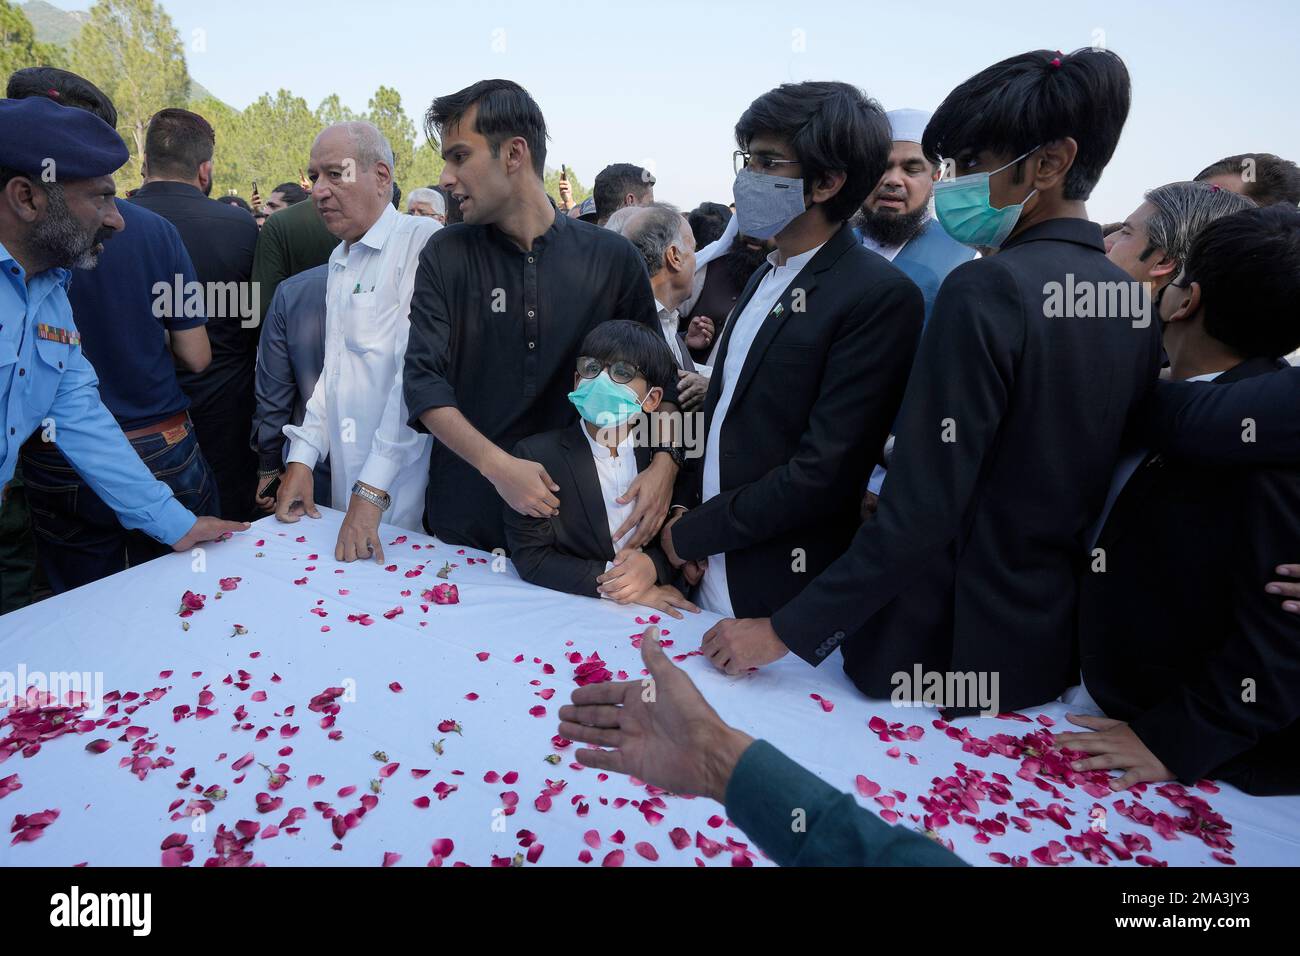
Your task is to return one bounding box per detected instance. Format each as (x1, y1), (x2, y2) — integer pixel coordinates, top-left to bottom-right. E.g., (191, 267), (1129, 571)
(47, 89), (60, 97)
(1049, 57), (1062, 69)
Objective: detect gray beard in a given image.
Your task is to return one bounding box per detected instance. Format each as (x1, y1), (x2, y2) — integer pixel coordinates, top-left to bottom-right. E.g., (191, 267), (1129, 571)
(854, 204), (928, 248)
(29, 184), (105, 270)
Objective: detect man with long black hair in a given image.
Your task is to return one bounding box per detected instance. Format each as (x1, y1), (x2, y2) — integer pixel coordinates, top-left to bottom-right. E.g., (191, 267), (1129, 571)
(702, 49), (1162, 717)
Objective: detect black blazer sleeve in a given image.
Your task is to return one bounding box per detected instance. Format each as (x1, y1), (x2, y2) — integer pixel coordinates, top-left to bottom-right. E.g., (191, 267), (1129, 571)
(1129, 465), (1300, 782)
(1133, 368), (1300, 465)
(671, 275), (922, 560)
(771, 258), (1023, 663)
(502, 437), (608, 599)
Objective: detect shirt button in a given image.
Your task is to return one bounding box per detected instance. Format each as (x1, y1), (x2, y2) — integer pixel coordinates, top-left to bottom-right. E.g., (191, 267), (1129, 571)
(527, 310), (535, 318)
(18, 368), (24, 377)
(528, 341), (536, 350)
(527, 256), (534, 263)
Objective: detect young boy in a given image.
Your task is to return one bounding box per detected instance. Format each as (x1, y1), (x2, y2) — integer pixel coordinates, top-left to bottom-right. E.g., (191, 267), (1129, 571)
(504, 321), (698, 619)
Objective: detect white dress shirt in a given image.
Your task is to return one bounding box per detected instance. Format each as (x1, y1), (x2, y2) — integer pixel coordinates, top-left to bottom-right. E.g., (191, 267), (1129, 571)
(579, 422), (640, 557)
(696, 241), (825, 617)
(859, 233), (906, 262)
(654, 298), (687, 368)
(284, 205), (439, 532)
(654, 298), (711, 377)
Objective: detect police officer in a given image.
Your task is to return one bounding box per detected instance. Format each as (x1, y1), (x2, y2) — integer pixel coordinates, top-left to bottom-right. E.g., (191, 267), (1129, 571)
(0, 96), (245, 578)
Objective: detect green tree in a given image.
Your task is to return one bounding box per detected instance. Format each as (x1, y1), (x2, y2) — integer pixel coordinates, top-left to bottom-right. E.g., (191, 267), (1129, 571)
(211, 89), (317, 200)
(366, 85), (415, 185)
(69, 0), (190, 189)
(1, 0), (61, 76)
(545, 165), (591, 206)
(314, 93), (356, 127)
(405, 140), (445, 190)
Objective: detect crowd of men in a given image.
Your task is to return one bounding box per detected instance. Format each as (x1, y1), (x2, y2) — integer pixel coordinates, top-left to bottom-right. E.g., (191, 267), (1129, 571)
(2, 48), (1299, 866)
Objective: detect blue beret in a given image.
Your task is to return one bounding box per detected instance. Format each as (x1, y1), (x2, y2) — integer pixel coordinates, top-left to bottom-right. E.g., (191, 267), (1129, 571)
(0, 96), (128, 181)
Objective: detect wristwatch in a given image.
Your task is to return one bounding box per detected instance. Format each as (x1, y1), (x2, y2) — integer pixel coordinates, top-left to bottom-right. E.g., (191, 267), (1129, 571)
(651, 443), (687, 468)
(351, 481), (391, 512)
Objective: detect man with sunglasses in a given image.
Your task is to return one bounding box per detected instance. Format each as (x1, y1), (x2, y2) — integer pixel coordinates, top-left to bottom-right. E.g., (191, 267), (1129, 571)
(701, 50), (1162, 720)
(660, 81), (924, 631)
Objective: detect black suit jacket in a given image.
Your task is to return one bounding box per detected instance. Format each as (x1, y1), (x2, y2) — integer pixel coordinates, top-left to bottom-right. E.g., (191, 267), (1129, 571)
(1079, 358), (1300, 795)
(504, 423), (676, 598)
(670, 222), (924, 618)
(1134, 364), (1300, 464)
(771, 218), (1164, 714)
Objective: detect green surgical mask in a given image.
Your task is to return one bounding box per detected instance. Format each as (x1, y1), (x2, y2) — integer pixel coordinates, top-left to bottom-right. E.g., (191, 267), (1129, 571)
(568, 371), (645, 428)
(933, 146), (1041, 249)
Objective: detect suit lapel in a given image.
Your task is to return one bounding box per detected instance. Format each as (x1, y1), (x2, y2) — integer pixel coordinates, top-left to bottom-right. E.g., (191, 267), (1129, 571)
(727, 223), (857, 408)
(560, 424), (616, 561)
(701, 263), (771, 430)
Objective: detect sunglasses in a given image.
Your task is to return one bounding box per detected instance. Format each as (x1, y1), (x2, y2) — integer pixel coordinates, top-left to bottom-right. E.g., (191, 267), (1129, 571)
(576, 356), (642, 384)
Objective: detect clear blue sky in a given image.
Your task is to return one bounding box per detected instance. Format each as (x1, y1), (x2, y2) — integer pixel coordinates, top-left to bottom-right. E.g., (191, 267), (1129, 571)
(51, 0), (1300, 222)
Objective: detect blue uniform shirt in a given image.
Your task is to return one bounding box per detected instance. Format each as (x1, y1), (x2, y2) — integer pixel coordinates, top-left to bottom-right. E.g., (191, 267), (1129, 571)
(66, 199), (205, 431)
(1, 240), (196, 545)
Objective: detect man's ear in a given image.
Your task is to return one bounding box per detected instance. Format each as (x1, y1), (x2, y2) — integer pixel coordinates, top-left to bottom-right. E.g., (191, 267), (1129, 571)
(3, 176), (42, 223)
(373, 160), (393, 192)
(665, 243), (683, 274)
(1149, 255), (1178, 281)
(642, 385), (664, 413)
(1167, 282), (1202, 325)
(809, 169), (847, 206)
(505, 137), (530, 176)
(1030, 138), (1078, 193)
(198, 159), (213, 189)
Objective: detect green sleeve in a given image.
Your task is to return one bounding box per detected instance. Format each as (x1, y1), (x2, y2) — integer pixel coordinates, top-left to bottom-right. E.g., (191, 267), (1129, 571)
(251, 215), (290, 329)
(724, 740), (967, 867)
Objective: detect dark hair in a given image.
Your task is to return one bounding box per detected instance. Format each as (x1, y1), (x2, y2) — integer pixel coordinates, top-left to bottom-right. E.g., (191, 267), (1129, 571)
(217, 194), (252, 213)
(145, 108), (215, 179)
(594, 164), (654, 223)
(735, 80), (890, 223)
(1194, 153), (1300, 208)
(579, 320), (677, 392)
(923, 48), (1130, 201)
(391, 180), (401, 209)
(687, 201), (731, 248)
(6, 67), (118, 128)
(272, 181), (308, 204)
(425, 79), (548, 178)
(1183, 204), (1300, 359)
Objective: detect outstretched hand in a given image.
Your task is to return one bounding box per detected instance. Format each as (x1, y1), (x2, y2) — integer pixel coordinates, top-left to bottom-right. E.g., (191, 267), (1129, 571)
(557, 626), (753, 801)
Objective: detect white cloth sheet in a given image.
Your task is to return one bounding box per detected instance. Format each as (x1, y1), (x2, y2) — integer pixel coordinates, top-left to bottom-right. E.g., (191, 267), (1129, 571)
(1, 509), (1296, 867)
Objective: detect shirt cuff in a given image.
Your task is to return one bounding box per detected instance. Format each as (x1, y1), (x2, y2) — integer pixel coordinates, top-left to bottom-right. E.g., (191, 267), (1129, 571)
(285, 437), (321, 473)
(404, 382), (459, 433)
(357, 453), (401, 495)
(147, 497), (198, 547)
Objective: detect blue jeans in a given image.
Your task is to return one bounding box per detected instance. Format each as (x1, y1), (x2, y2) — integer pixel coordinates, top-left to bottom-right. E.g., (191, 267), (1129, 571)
(21, 419), (217, 594)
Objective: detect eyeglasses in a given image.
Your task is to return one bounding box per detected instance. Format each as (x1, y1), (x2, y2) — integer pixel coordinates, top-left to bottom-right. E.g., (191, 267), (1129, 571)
(733, 150), (801, 176)
(577, 356), (641, 384)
